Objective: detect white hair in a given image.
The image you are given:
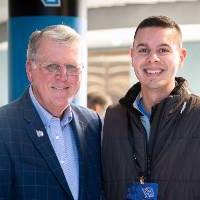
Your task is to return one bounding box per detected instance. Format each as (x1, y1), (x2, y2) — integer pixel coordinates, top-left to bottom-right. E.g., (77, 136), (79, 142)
(27, 25), (81, 61)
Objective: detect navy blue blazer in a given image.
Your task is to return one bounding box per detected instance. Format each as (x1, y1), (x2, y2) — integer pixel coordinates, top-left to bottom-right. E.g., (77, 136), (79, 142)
(0, 89), (102, 200)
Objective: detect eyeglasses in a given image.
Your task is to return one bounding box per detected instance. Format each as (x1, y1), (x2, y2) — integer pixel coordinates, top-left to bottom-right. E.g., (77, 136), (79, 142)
(39, 63), (83, 76)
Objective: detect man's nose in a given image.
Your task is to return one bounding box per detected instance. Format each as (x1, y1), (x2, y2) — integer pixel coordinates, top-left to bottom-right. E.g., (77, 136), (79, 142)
(56, 66), (68, 80)
(147, 52), (160, 63)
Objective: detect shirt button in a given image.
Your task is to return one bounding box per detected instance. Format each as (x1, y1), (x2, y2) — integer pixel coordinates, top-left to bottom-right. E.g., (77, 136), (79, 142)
(60, 160), (65, 164)
(55, 135), (60, 139)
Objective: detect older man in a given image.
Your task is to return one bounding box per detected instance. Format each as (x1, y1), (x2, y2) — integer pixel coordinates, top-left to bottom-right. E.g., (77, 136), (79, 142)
(0, 25), (102, 200)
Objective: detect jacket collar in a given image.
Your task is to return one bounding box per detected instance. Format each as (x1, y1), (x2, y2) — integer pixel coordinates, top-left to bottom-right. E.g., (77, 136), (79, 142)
(21, 89), (87, 199)
(119, 77), (191, 115)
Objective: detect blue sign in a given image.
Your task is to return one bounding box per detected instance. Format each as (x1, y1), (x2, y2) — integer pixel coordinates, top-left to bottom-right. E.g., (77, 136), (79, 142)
(40, 0), (61, 7)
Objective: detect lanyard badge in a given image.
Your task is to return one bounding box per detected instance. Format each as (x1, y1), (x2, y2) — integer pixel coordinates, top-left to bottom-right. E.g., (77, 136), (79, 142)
(126, 176), (158, 200)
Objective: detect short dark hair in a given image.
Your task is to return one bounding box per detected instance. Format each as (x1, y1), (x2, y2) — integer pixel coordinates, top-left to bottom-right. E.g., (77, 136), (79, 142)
(134, 16), (182, 41)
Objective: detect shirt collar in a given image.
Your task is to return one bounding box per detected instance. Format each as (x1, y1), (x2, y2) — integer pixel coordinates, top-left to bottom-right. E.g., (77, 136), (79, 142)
(133, 93), (151, 120)
(60, 106), (73, 128)
(29, 86), (73, 128)
(133, 92), (142, 109)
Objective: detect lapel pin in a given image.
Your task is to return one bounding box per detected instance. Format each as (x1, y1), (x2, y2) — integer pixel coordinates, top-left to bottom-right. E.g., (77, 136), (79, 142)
(36, 130), (44, 137)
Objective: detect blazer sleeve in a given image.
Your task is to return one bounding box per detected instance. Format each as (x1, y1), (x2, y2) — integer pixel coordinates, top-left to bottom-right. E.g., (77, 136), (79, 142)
(0, 135), (12, 199)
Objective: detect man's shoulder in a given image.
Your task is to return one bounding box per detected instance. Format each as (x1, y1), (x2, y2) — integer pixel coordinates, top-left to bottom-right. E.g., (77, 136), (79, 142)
(71, 104), (102, 131)
(71, 104), (99, 120)
(0, 102), (23, 135)
(0, 91), (32, 122)
(0, 89), (30, 116)
(106, 103), (125, 115)
(104, 103), (127, 123)
(0, 100), (20, 116)
(187, 93), (200, 112)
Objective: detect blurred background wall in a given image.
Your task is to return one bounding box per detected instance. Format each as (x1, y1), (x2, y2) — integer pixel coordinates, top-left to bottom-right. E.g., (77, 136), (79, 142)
(1, 0), (200, 106)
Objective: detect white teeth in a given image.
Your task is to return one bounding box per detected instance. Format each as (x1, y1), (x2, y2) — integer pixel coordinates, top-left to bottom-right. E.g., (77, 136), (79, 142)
(53, 87), (65, 90)
(145, 69), (162, 74)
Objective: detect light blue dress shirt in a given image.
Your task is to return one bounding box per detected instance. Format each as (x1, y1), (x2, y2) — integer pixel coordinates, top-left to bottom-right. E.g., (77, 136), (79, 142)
(29, 87), (79, 200)
(133, 96), (151, 141)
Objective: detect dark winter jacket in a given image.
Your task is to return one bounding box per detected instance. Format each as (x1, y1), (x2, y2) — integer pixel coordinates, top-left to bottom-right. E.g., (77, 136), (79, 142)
(102, 77), (200, 200)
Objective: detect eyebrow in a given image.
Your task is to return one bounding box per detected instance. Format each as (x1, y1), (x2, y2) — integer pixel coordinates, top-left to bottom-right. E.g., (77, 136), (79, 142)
(135, 43), (171, 49)
(135, 43), (148, 49)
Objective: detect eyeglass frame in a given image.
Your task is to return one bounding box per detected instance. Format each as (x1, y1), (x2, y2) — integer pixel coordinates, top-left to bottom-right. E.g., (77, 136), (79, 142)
(34, 62), (84, 76)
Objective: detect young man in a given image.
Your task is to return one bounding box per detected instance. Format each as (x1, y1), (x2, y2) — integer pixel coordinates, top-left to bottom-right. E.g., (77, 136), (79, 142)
(102, 16), (200, 200)
(0, 25), (102, 200)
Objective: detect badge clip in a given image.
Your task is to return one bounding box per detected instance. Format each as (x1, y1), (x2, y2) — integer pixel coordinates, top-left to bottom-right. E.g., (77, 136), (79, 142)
(140, 176), (145, 184)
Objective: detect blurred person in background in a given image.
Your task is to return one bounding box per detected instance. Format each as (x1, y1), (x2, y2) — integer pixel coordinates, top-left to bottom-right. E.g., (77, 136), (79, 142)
(0, 25), (102, 200)
(87, 92), (112, 117)
(102, 16), (200, 200)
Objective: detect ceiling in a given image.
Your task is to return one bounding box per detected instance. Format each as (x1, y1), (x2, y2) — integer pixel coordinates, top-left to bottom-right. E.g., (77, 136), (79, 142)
(0, 0), (198, 23)
(87, 0), (197, 8)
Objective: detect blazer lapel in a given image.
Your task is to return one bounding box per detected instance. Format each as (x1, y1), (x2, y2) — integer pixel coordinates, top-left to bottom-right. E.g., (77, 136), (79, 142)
(71, 109), (87, 200)
(22, 92), (73, 199)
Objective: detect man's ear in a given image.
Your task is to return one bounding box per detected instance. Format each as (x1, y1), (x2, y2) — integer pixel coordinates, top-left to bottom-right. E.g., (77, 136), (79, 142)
(179, 48), (187, 67)
(26, 59), (33, 82)
(129, 47), (134, 66)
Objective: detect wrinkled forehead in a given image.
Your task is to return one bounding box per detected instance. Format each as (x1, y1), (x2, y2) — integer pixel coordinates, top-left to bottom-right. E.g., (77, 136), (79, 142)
(38, 36), (81, 48)
(36, 37), (82, 53)
(34, 38), (83, 63)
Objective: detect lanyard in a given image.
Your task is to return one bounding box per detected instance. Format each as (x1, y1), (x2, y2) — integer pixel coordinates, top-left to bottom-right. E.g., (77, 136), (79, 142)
(127, 110), (151, 183)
